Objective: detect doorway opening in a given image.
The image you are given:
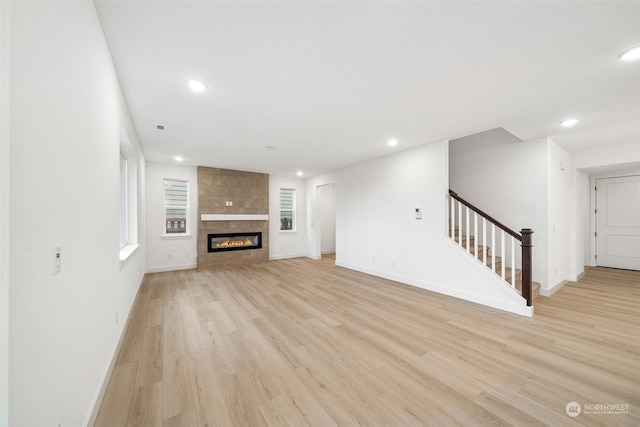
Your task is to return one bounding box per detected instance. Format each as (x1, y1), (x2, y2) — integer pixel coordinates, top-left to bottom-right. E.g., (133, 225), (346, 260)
(318, 184), (336, 262)
(594, 175), (640, 271)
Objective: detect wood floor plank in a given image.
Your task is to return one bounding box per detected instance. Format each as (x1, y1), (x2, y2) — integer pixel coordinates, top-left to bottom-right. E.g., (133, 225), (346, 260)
(135, 325), (163, 389)
(94, 362), (138, 427)
(94, 262), (640, 426)
(127, 381), (163, 427)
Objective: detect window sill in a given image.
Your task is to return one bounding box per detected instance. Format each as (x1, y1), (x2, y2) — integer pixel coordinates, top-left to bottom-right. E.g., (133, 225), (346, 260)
(119, 244), (140, 262)
(279, 230), (297, 235)
(161, 234), (192, 240)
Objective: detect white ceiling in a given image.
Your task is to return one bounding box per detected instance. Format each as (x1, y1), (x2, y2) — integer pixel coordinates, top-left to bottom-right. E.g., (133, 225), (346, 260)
(95, 0), (640, 178)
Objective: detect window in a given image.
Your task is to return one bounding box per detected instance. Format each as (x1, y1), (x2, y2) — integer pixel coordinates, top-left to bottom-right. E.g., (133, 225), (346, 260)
(119, 128), (139, 261)
(164, 178), (189, 234)
(280, 188), (295, 231)
(119, 151), (128, 248)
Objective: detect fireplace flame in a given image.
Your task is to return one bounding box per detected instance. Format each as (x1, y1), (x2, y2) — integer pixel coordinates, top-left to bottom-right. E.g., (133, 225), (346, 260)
(215, 238), (254, 248)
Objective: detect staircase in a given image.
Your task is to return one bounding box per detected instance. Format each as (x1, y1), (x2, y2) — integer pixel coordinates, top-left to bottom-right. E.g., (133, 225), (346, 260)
(452, 229), (540, 301)
(449, 190), (539, 306)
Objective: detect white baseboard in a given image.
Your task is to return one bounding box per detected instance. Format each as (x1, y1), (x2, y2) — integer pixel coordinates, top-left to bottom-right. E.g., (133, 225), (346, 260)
(269, 253), (307, 261)
(539, 279), (569, 297)
(571, 269), (586, 282)
(145, 263), (197, 274)
(85, 275), (146, 426)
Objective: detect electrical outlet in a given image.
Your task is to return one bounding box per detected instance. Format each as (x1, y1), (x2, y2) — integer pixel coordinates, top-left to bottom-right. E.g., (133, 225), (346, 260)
(52, 245), (62, 275)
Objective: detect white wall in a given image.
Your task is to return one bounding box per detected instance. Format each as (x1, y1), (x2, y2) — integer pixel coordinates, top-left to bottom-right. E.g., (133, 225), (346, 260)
(269, 175), (308, 259)
(450, 137), (549, 288)
(568, 168), (590, 282)
(572, 141), (640, 171)
(9, 2), (145, 426)
(318, 184), (336, 254)
(449, 127), (522, 156)
(145, 162), (198, 272)
(306, 141), (531, 316)
(0, 3), (11, 426)
(546, 139), (571, 291)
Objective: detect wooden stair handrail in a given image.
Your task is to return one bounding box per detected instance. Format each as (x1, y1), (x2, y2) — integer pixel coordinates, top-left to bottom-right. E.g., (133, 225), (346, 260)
(449, 189), (533, 307)
(449, 190), (522, 241)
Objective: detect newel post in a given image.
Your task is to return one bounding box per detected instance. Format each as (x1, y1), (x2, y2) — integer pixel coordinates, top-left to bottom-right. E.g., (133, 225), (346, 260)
(521, 228), (534, 306)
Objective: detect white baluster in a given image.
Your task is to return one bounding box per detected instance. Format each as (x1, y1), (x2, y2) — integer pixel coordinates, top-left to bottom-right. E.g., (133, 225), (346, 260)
(474, 212), (478, 260)
(465, 206), (470, 252)
(450, 196), (455, 238)
(491, 223), (496, 273)
(501, 230), (506, 280)
(511, 236), (516, 289)
(458, 201), (463, 246)
(482, 217), (487, 264)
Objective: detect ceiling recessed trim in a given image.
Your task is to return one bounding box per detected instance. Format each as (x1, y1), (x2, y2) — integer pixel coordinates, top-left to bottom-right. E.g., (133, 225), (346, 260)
(561, 119), (579, 128)
(618, 45), (640, 61)
(186, 78), (207, 92)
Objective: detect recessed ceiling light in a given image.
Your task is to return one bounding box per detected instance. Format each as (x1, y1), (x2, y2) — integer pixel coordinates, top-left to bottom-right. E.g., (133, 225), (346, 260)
(175, 156), (184, 162)
(187, 79), (207, 92)
(387, 139), (398, 147)
(618, 46), (640, 61)
(296, 171), (304, 177)
(561, 118), (579, 127)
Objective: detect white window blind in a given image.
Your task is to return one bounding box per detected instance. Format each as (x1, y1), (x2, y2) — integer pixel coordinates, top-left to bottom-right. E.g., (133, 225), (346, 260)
(280, 188), (295, 231)
(164, 179), (189, 234)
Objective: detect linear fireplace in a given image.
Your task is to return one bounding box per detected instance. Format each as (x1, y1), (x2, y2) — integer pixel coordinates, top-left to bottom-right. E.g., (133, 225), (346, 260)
(207, 232), (262, 253)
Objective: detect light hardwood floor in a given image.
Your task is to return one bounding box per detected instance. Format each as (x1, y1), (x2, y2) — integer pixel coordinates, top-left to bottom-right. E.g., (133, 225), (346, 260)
(94, 258), (640, 426)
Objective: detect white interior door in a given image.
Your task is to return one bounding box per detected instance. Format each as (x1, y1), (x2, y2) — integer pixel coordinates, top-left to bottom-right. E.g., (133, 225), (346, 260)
(595, 176), (640, 270)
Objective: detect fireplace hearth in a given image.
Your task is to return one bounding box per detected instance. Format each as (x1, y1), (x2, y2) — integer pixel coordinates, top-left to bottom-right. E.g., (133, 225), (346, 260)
(207, 232), (262, 253)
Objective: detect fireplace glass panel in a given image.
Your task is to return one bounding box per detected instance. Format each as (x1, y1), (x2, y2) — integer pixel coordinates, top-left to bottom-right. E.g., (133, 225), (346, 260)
(208, 232), (262, 252)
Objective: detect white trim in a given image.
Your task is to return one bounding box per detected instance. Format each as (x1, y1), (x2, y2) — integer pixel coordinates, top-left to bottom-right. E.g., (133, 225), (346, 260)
(145, 263), (197, 274)
(201, 214), (268, 221)
(589, 170), (640, 267)
(118, 243), (139, 263)
(85, 273), (144, 427)
(269, 253), (307, 261)
(568, 268), (585, 283)
(539, 279), (568, 297)
(161, 234), (192, 240)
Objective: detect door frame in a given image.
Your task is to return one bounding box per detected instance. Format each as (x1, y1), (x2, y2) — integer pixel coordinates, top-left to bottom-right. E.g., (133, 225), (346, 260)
(589, 170), (640, 267)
